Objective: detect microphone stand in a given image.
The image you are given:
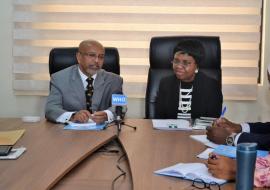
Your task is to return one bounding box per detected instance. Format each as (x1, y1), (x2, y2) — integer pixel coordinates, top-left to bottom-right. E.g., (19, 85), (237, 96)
(114, 116), (137, 136)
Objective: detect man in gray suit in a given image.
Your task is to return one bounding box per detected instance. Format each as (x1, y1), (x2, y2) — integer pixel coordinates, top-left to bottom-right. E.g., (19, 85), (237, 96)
(45, 40), (123, 124)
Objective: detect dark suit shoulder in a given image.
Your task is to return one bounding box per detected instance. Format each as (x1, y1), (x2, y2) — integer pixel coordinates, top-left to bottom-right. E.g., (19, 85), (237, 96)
(238, 132), (270, 150)
(195, 72), (219, 85)
(159, 75), (177, 86)
(249, 122), (270, 134)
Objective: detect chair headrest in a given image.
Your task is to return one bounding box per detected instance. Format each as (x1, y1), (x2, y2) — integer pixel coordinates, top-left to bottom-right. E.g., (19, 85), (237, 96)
(150, 36), (221, 69)
(49, 47), (120, 75)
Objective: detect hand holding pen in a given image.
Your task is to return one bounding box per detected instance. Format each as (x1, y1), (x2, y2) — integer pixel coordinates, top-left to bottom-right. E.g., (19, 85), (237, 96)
(207, 152), (237, 180)
(211, 106), (227, 128)
(211, 107), (242, 133)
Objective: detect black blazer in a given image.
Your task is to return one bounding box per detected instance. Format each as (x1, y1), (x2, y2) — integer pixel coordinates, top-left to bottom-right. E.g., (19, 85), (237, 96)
(155, 72), (223, 119)
(238, 122), (270, 150)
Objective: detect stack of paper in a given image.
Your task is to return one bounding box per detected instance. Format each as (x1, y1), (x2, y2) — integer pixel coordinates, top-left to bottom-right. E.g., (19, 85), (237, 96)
(192, 117), (216, 130)
(152, 119), (191, 130)
(64, 121), (106, 130)
(154, 163), (226, 185)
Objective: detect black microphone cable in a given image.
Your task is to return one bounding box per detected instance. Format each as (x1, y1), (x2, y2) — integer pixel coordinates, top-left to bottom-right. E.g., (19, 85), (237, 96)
(111, 153), (127, 190)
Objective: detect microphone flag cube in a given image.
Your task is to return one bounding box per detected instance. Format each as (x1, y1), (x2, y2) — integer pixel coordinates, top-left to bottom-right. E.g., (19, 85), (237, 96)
(112, 94), (127, 106)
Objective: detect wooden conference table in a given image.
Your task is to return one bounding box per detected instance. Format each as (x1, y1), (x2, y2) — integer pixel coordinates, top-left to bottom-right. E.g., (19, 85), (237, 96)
(0, 118), (266, 190)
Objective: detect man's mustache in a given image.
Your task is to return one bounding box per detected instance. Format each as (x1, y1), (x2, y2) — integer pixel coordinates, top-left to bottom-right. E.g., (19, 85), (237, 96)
(88, 64), (101, 69)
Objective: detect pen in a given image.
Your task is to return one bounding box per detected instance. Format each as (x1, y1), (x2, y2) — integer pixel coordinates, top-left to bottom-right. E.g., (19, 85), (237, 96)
(210, 154), (217, 160)
(220, 106), (227, 117)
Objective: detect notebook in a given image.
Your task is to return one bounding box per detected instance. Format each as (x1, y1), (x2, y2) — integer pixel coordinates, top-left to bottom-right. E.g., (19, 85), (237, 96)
(213, 145), (269, 158)
(154, 162), (226, 185)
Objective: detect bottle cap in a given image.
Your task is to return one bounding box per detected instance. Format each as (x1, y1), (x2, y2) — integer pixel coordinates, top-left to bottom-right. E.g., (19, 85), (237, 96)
(237, 143), (257, 151)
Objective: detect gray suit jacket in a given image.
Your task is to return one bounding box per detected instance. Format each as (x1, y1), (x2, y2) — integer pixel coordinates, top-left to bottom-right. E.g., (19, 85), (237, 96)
(45, 65), (123, 122)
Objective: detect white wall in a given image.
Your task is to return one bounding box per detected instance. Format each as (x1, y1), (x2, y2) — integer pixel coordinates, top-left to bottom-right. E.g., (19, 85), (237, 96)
(0, 1), (269, 123)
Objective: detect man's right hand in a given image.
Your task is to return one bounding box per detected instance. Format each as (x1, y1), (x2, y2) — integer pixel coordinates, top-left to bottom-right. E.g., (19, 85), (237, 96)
(70, 110), (91, 123)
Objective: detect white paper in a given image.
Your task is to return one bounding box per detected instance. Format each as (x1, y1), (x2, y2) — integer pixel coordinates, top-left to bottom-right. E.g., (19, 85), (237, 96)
(152, 119), (191, 130)
(0, 147), (26, 160)
(67, 120), (96, 127)
(190, 135), (219, 148)
(197, 148), (214, 159)
(192, 118), (213, 130)
(154, 163), (226, 184)
(64, 121), (106, 130)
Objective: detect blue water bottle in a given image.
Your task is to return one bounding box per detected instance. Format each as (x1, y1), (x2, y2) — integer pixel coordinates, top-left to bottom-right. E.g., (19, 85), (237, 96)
(236, 143), (257, 190)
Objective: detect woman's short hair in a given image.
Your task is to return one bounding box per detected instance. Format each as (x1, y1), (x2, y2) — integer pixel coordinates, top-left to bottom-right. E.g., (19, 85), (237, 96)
(173, 40), (204, 65)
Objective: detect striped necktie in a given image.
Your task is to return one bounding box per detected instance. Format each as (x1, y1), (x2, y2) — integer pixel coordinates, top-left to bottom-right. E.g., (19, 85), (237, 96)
(85, 77), (94, 113)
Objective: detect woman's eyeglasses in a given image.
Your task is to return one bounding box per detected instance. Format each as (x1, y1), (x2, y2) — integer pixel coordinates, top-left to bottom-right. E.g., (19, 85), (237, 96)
(192, 178), (221, 190)
(171, 59), (192, 67)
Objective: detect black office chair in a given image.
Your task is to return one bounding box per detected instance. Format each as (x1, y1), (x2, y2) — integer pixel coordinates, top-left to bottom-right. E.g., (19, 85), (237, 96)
(145, 36), (221, 119)
(49, 47), (120, 75)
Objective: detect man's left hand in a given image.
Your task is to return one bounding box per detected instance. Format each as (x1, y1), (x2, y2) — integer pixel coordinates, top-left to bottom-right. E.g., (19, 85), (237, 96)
(206, 126), (231, 144)
(91, 111), (108, 124)
(207, 153), (236, 180)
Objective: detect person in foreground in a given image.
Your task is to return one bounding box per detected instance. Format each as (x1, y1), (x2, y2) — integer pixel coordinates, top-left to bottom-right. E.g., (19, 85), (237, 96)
(207, 66), (270, 187)
(206, 114), (270, 187)
(155, 39), (223, 119)
(45, 39), (123, 124)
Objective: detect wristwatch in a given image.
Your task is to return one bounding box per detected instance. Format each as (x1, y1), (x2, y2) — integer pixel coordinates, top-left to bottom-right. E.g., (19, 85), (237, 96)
(226, 133), (237, 146)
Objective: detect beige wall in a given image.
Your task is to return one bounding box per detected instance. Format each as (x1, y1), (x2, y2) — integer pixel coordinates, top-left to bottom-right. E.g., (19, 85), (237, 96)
(0, 1), (269, 123)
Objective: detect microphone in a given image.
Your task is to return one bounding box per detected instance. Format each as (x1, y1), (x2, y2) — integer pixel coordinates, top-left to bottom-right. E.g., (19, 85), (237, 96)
(111, 93), (127, 123)
(111, 94), (136, 134)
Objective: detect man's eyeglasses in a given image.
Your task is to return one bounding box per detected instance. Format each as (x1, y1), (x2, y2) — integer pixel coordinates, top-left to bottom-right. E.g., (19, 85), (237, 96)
(171, 59), (193, 67)
(79, 52), (104, 60)
(192, 178), (221, 190)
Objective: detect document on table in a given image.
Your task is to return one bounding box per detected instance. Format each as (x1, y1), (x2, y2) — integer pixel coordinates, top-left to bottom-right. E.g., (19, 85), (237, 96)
(190, 135), (218, 148)
(213, 145), (269, 158)
(197, 148), (214, 159)
(0, 129), (25, 145)
(64, 121), (106, 131)
(197, 145), (269, 160)
(154, 162), (226, 185)
(152, 119), (191, 130)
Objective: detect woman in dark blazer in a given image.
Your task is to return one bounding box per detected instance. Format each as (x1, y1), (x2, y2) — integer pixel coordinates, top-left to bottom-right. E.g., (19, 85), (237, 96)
(155, 40), (223, 119)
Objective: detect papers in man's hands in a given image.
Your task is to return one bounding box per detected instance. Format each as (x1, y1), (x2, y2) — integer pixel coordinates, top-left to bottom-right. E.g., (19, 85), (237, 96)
(154, 163), (226, 185)
(64, 121), (106, 131)
(152, 119), (191, 130)
(0, 147), (26, 160)
(190, 135), (218, 148)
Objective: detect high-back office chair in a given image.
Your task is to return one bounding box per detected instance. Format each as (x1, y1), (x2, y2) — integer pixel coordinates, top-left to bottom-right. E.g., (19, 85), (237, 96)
(49, 47), (120, 75)
(145, 36), (221, 119)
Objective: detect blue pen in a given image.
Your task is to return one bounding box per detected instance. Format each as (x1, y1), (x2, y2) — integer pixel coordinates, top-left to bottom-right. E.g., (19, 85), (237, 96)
(220, 106), (227, 117)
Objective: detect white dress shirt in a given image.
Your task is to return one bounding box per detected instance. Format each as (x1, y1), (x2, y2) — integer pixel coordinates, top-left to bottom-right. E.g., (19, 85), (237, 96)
(234, 123), (251, 145)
